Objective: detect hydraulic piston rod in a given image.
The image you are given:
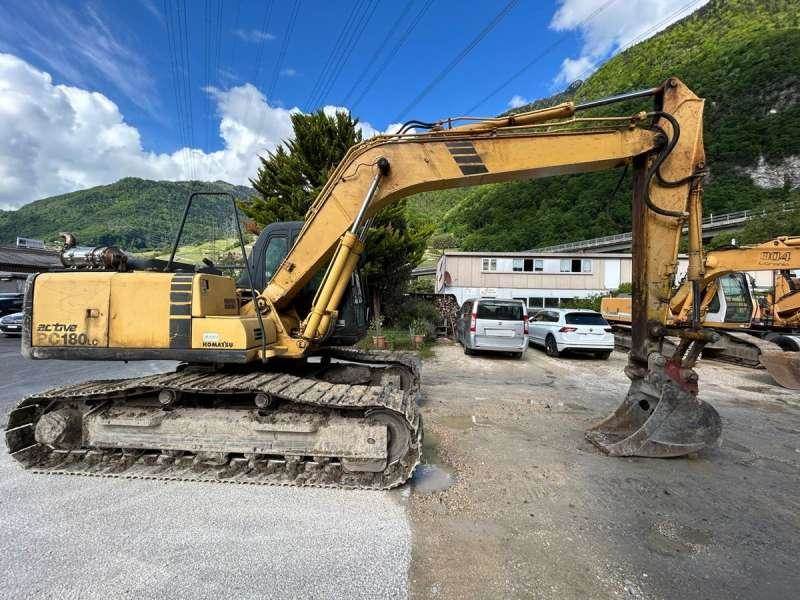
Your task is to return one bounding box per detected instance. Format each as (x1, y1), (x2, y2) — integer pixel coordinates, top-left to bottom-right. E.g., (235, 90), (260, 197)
(302, 158), (390, 341)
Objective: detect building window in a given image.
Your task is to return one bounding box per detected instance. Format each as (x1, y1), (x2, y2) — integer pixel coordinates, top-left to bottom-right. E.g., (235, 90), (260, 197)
(534, 259), (543, 272)
(528, 297), (544, 308)
(560, 258), (591, 273)
(512, 258), (523, 272)
(545, 297), (559, 308)
(482, 258), (497, 271)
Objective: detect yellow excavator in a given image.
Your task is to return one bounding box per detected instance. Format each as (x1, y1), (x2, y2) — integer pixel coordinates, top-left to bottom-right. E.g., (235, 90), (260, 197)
(601, 240), (800, 389)
(7, 78), (735, 487)
(763, 270), (800, 327)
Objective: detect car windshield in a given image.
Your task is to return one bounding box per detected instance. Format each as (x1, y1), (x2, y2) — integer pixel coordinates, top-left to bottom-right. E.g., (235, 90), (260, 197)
(476, 301), (523, 320)
(565, 312), (607, 326)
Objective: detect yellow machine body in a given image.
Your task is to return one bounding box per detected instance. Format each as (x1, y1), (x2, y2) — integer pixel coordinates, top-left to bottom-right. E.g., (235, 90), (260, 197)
(30, 272), (267, 361)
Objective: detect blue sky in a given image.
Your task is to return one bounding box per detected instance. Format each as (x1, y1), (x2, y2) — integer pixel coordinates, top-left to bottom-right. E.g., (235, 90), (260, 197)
(0, 0), (707, 208)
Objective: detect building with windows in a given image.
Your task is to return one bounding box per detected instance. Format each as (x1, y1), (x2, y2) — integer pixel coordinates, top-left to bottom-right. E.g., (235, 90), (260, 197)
(435, 250), (774, 309)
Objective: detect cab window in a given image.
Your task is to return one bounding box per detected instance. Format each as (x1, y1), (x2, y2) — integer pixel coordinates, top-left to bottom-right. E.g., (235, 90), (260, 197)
(263, 236), (288, 282)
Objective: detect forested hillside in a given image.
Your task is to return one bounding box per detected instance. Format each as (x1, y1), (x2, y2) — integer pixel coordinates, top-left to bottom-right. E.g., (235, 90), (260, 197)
(407, 0), (800, 250)
(0, 178), (252, 250)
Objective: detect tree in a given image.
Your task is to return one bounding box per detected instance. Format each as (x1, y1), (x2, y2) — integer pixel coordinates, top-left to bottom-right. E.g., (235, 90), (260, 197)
(241, 108), (431, 318)
(244, 110), (362, 224)
(429, 232), (458, 256)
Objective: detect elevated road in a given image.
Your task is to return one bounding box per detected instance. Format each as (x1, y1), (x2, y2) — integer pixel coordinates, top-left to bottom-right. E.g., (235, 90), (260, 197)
(528, 202), (798, 253)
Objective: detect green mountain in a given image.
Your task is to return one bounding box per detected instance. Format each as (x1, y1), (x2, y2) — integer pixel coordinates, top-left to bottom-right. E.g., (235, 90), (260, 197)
(406, 0), (800, 250)
(0, 178), (253, 250)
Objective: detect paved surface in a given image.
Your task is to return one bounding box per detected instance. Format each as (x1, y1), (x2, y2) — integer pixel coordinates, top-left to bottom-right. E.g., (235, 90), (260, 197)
(0, 337), (410, 600)
(409, 342), (800, 599)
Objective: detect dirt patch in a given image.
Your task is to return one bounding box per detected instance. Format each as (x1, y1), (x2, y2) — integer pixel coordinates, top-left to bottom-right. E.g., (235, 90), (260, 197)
(407, 345), (800, 599)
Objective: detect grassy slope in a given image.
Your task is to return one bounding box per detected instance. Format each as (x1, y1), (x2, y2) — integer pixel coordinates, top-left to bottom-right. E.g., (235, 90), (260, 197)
(406, 0), (800, 251)
(0, 178), (253, 250)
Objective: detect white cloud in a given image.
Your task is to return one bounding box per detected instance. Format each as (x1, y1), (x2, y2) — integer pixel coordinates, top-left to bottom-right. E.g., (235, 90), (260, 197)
(0, 1), (158, 116)
(507, 95), (530, 109)
(0, 53), (393, 210)
(321, 105), (382, 139)
(553, 56), (597, 87)
(280, 68), (298, 77)
(233, 29), (275, 43)
(550, 0), (709, 85)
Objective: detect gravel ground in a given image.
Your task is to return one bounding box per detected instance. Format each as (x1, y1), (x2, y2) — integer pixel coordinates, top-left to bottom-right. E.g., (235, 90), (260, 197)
(4, 333), (799, 599)
(0, 337), (410, 600)
(408, 341), (800, 599)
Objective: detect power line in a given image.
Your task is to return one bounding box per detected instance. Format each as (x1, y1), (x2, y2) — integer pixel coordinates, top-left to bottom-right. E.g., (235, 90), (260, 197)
(350, 0), (434, 112)
(163, 0), (196, 180)
(567, 0), (706, 86)
(465, 0), (617, 114)
(341, 2), (414, 107)
(312, 0), (379, 109)
(163, 0), (187, 176)
(239, 0), (275, 131)
(267, 0), (302, 101)
(303, 0), (369, 111)
(177, 0), (197, 180)
(394, 0), (519, 122)
(251, 0), (303, 145)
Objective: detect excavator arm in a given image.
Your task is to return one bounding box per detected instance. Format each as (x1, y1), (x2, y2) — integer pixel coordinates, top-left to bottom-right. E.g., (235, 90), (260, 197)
(262, 80), (705, 360)
(250, 78), (718, 458)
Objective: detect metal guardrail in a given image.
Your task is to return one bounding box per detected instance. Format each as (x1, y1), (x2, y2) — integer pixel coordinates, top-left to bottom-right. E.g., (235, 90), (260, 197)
(528, 202), (799, 253)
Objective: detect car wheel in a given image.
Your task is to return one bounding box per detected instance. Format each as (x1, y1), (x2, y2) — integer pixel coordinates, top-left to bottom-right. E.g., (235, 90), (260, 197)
(545, 335), (560, 357)
(512, 351), (524, 359)
(463, 345), (473, 355)
(596, 351), (612, 360)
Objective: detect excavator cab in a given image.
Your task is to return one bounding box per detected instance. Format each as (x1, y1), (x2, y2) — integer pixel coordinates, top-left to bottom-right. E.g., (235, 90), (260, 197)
(704, 273), (754, 324)
(240, 221), (368, 346)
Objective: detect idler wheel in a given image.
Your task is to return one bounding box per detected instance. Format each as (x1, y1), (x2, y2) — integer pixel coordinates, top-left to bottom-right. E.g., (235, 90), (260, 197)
(35, 407), (82, 449)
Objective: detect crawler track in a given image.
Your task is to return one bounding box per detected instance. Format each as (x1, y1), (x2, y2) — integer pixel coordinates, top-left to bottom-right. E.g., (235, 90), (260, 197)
(5, 348), (422, 490)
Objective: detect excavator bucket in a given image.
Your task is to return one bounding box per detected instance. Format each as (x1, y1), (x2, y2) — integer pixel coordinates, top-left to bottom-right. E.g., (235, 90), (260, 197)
(724, 331), (800, 390)
(586, 354), (722, 457)
(758, 351), (800, 390)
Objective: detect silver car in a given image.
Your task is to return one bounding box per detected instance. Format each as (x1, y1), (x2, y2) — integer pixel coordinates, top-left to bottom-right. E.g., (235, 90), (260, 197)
(455, 298), (528, 358)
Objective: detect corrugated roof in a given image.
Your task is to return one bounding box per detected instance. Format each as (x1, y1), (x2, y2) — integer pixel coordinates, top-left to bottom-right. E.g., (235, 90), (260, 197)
(0, 245), (61, 268)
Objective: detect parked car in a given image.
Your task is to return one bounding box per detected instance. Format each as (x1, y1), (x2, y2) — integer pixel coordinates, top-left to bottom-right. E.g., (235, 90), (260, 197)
(0, 292), (23, 315)
(0, 311), (23, 337)
(455, 297), (528, 358)
(528, 308), (614, 359)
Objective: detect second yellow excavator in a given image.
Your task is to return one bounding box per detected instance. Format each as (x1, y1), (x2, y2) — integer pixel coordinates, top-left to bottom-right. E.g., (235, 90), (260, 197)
(7, 78), (736, 487)
(602, 239), (800, 389)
